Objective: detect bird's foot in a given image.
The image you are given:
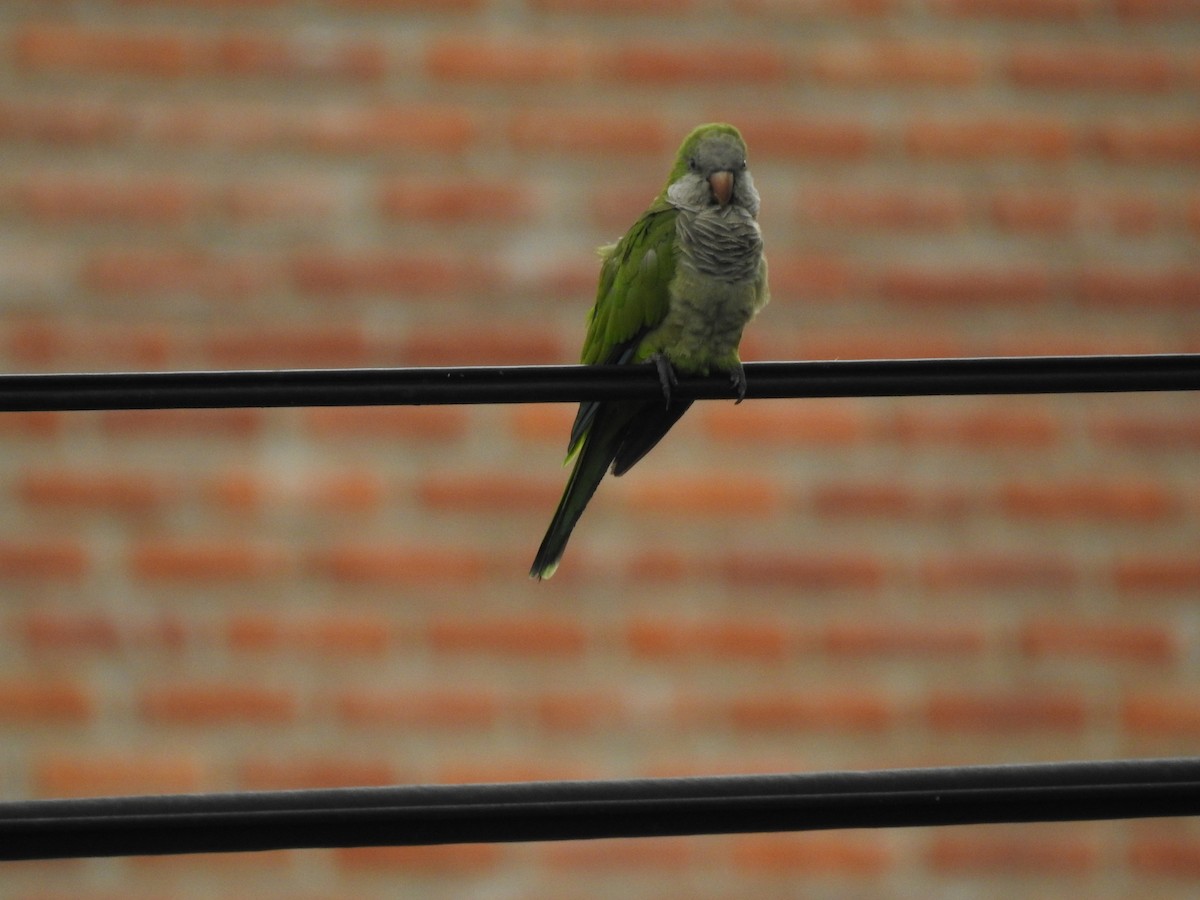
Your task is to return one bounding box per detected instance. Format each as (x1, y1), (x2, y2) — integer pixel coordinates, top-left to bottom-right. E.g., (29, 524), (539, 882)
(730, 362), (747, 404)
(652, 353), (678, 407)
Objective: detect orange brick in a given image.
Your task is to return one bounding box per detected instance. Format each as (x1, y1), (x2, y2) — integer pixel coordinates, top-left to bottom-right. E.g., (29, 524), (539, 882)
(417, 473), (562, 513)
(335, 844), (501, 873)
(928, 832), (1099, 873)
(888, 407), (1060, 447)
(540, 837), (694, 870)
(1113, 557), (1200, 595)
(238, 756), (398, 790)
(34, 753), (203, 797)
(0, 411), (63, 437)
(734, 114), (876, 161)
(997, 479), (1177, 522)
(509, 110), (671, 157)
(427, 615), (588, 657)
(920, 555), (1078, 593)
(734, 0), (895, 17)
(721, 689), (895, 732)
(590, 179), (663, 230)
(509, 404), (576, 445)
(333, 688), (500, 728)
(1008, 46), (1175, 91)
(102, 408), (264, 438)
(530, 0), (695, 10)
(905, 118), (1074, 160)
(226, 612), (394, 656)
(291, 250), (501, 299)
(925, 691), (1087, 732)
(304, 406), (469, 442)
(990, 190), (1077, 233)
(823, 621), (987, 656)
(0, 98), (130, 145)
(0, 539), (89, 580)
(1129, 837), (1200, 878)
(532, 690), (628, 732)
(308, 543), (490, 587)
(203, 326), (369, 368)
(140, 683), (297, 725)
(602, 41), (789, 85)
(0, 678), (93, 722)
(1114, 0), (1200, 18)
(878, 267), (1052, 306)
(763, 255), (857, 300)
(19, 610), (186, 652)
(213, 33), (387, 81)
(15, 174), (201, 225)
(14, 24), (196, 78)
(395, 326), (563, 366)
(1092, 122), (1200, 164)
(130, 539), (290, 583)
(426, 36), (590, 84)
(435, 760), (595, 785)
(932, 0), (1087, 19)
(83, 249), (279, 301)
(331, 0), (485, 9)
(379, 178), (535, 225)
(702, 401), (870, 446)
(800, 187), (968, 231)
(7, 319), (175, 368)
(811, 482), (972, 520)
(218, 180), (338, 222)
(626, 615), (791, 662)
(621, 473), (781, 518)
(1076, 268), (1200, 308)
(299, 104), (478, 156)
(1121, 692), (1200, 736)
(1018, 618), (1176, 663)
(807, 40), (981, 86)
(17, 468), (177, 513)
(717, 552), (886, 593)
(731, 833), (893, 875)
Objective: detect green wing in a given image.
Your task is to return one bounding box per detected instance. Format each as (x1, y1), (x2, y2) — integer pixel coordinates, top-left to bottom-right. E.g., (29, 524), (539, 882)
(565, 203), (676, 458)
(580, 203), (677, 367)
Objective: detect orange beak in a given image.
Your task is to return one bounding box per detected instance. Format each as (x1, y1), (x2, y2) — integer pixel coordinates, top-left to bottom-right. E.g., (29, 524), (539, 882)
(709, 170), (733, 207)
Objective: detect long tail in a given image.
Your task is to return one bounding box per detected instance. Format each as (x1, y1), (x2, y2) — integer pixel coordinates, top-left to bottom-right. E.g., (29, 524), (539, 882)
(529, 404), (627, 581)
(530, 398), (694, 581)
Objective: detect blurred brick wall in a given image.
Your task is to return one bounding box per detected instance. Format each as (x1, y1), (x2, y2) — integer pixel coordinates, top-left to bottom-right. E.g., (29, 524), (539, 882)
(1, 0), (1200, 896)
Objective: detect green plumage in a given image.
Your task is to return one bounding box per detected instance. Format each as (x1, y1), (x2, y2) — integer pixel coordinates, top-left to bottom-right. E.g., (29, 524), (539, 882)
(531, 123), (768, 581)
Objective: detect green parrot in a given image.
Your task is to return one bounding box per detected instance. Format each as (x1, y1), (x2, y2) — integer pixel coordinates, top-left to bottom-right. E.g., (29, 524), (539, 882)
(530, 122), (769, 581)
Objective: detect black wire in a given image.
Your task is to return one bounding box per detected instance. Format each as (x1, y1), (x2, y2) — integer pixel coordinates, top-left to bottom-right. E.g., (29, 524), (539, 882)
(2, 757), (1198, 861)
(0, 354), (1197, 411)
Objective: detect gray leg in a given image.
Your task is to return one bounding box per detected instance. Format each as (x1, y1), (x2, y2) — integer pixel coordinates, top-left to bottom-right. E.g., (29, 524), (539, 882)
(652, 353), (678, 407)
(730, 361), (747, 403)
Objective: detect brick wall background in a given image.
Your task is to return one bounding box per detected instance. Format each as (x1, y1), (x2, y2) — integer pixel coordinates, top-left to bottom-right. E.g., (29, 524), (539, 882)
(1, 0), (1199, 896)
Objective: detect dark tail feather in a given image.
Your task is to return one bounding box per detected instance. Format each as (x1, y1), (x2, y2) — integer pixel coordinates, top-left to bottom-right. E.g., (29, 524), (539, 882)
(611, 400), (693, 476)
(531, 399), (694, 580)
(530, 406), (624, 581)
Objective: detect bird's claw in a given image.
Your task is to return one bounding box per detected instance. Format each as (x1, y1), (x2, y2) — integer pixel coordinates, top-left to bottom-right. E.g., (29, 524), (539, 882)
(730, 362), (747, 404)
(652, 353), (678, 407)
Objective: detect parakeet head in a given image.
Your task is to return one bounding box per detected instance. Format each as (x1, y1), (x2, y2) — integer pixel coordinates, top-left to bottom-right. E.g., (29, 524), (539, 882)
(664, 123), (758, 216)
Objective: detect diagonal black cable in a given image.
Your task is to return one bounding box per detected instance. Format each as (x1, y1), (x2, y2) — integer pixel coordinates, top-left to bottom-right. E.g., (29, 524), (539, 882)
(1, 756), (1198, 861)
(0, 354), (1197, 411)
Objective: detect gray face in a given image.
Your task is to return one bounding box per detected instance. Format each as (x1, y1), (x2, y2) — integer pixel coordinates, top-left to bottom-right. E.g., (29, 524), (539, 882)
(667, 134), (760, 218)
(688, 133), (748, 179)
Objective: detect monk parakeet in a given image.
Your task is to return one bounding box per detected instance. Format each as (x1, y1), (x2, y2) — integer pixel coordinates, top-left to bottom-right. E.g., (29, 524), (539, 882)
(530, 122), (769, 581)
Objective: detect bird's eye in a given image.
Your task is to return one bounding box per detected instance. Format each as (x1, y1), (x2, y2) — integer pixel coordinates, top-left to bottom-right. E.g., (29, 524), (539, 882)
(738, 158), (747, 171)
(687, 157), (698, 172)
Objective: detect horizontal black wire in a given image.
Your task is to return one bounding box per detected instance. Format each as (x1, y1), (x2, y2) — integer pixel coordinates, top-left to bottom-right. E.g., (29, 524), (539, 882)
(2, 757), (1198, 860)
(0, 354), (1198, 411)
